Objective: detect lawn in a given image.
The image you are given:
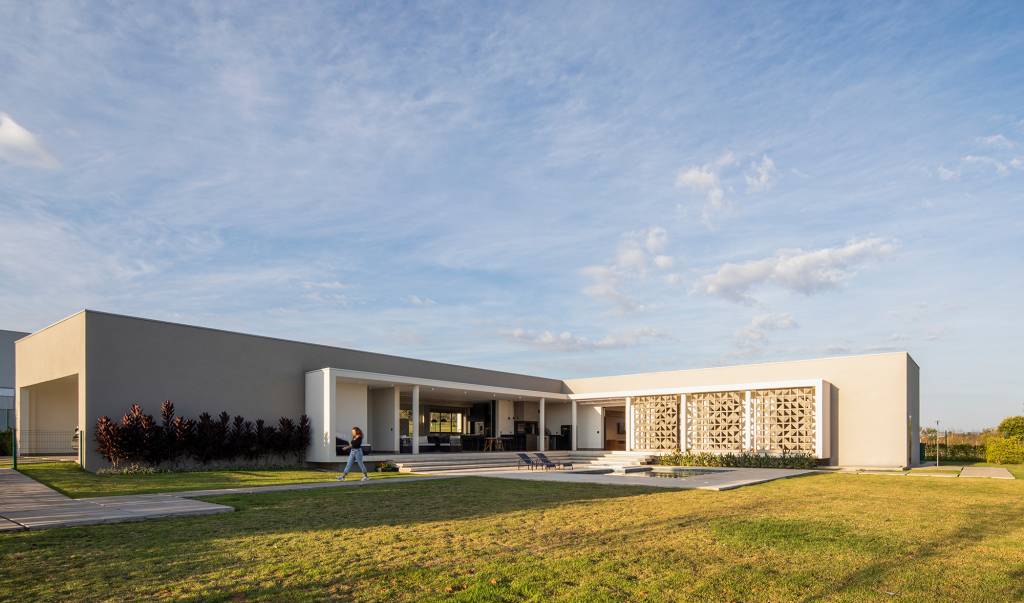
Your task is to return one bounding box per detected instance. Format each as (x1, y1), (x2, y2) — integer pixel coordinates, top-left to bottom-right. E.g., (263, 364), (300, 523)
(16, 462), (409, 498)
(2, 473), (1023, 602)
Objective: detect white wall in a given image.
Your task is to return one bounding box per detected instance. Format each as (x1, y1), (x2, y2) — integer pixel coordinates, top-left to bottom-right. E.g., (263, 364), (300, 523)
(544, 402), (572, 435)
(515, 400), (540, 421)
(369, 387), (396, 452)
(578, 404), (604, 449)
(334, 381), (368, 444)
(497, 399), (515, 435)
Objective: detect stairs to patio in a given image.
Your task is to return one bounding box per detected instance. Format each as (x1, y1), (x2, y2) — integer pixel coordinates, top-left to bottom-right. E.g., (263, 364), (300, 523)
(393, 450), (656, 474)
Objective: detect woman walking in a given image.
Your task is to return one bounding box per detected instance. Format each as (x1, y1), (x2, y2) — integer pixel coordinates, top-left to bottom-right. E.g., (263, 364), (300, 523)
(338, 426), (369, 482)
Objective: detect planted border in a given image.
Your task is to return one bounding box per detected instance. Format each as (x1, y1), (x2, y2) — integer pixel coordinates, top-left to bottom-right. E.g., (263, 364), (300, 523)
(95, 401), (311, 471)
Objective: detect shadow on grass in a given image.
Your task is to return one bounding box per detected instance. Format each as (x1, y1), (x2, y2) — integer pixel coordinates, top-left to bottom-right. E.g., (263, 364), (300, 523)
(793, 502), (1021, 602)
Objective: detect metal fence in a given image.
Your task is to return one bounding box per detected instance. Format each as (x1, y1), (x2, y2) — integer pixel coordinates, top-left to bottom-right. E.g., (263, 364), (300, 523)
(18, 430), (79, 455)
(0, 429), (79, 469)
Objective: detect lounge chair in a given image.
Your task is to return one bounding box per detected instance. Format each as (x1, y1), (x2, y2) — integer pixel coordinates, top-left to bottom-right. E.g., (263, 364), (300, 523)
(516, 452), (538, 470)
(535, 452), (571, 471)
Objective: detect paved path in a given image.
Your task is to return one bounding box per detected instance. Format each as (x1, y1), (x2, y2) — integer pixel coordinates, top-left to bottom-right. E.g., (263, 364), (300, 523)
(959, 466), (1015, 479)
(0, 470), (444, 532)
(0, 469), (232, 531)
(468, 467), (815, 491)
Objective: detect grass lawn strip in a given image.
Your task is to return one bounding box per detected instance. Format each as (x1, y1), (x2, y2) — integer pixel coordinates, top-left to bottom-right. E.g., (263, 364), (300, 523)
(17, 462), (412, 499)
(2, 472), (1023, 601)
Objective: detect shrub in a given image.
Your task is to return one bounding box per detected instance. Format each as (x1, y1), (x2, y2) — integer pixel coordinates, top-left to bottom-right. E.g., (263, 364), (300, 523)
(986, 437), (1024, 465)
(0, 430), (11, 456)
(94, 402), (311, 469)
(996, 416), (1024, 439)
(377, 460), (399, 472)
(920, 443), (986, 462)
(655, 450), (818, 469)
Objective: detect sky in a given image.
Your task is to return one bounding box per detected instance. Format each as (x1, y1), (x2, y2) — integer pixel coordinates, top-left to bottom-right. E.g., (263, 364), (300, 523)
(1, 1), (1022, 430)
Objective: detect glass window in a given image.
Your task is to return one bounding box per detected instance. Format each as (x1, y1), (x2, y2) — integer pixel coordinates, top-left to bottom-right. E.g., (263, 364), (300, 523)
(428, 411), (465, 434)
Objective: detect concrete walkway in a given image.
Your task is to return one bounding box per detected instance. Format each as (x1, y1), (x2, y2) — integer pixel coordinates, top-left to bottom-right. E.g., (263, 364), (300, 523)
(0, 469), (232, 531)
(0, 470), (443, 532)
(959, 466), (1015, 479)
(471, 467), (815, 491)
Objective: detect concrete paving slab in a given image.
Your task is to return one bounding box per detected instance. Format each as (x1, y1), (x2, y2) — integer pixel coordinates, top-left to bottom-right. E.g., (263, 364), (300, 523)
(960, 466), (1014, 480)
(0, 468), (233, 531)
(463, 467), (814, 491)
(0, 517), (25, 532)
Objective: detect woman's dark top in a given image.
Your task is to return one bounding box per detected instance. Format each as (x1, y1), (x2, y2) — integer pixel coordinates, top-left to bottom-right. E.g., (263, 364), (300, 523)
(348, 434), (363, 453)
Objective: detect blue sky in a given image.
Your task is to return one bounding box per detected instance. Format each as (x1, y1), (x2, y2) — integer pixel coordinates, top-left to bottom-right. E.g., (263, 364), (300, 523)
(1, 1), (1022, 430)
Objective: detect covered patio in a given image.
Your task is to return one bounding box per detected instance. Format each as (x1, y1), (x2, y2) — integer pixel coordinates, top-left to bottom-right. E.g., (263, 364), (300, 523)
(304, 368), (573, 463)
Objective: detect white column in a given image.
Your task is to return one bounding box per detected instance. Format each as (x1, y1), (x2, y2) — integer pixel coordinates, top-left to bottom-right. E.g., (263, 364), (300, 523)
(624, 396), (632, 451)
(538, 398), (546, 452)
(392, 386), (401, 454)
(679, 394), (687, 452)
(571, 400), (578, 451)
(412, 385), (420, 454)
(743, 390), (752, 452)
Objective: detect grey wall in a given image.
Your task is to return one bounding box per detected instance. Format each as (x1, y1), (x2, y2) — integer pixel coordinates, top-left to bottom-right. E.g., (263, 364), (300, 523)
(1, 330), (30, 428)
(908, 355), (921, 466)
(1, 329), (30, 389)
(83, 311), (565, 468)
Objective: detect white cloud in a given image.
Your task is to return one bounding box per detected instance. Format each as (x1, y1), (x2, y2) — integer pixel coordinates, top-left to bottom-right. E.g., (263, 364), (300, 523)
(695, 238), (896, 303)
(408, 295), (436, 306)
(502, 326), (666, 352)
(301, 280), (350, 305)
(582, 227), (677, 311)
(936, 165), (959, 181)
(0, 112), (59, 169)
(675, 151), (736, 225)
(745, 155), (778, 192)
(644, 226), (668, 254)
(961, 154), (1008, 175)
(975, 134), (1014, 149)
(736, 313), (798, 347)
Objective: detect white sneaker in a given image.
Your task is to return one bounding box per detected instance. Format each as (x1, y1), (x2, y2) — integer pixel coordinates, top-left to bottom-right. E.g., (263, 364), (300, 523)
(337, 475), (346, 481)
(360, 475), (370, 482)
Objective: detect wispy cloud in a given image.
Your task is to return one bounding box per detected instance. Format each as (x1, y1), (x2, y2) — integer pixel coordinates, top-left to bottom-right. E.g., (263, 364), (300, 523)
(695, 238), (896, 304)
(745, 155), (778, 192)
(736, 313), (797, 348)
(0, 113), (59, 169)
(975, 134), (1015, 149)
(502, 326), (667, 352)
(582, 227), (677, 312)
(675, 151), (736, 225)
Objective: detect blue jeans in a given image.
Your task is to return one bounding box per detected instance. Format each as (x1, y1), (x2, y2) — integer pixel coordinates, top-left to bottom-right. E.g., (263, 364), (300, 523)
(343, 448), (367, 476)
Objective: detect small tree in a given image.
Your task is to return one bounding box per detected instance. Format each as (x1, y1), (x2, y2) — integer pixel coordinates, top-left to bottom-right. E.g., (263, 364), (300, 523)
(997, 416), (1024, 439)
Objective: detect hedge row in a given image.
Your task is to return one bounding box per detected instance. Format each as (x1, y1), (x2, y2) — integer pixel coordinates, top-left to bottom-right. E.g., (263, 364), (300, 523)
(654, 450), (818, 469)
(95, 401), (310, 469)
(986, 437), (1024, 465)
(919, 443), (986, 462)
(0, 430), (10, 456)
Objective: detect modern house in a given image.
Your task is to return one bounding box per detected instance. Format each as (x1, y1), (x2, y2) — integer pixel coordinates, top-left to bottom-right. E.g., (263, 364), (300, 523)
(14, 310), (920, 471)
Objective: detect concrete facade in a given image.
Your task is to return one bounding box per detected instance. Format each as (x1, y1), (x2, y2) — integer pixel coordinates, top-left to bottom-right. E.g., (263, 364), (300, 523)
(15, 310), (920, 471)
(1, 329), (31, 430)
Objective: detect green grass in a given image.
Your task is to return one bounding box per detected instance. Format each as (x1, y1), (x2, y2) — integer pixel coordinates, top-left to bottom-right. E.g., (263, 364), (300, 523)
(907, 467), (961, 475)
(16, 462), (410, 498)
(2, 473), (1023, 601)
